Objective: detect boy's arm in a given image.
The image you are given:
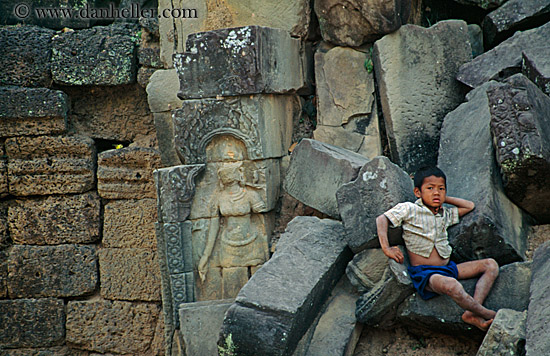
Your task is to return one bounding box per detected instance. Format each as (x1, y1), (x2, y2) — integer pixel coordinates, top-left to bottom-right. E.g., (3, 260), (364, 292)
(445, 196), (475, 217)
(376, 214), (404, 264)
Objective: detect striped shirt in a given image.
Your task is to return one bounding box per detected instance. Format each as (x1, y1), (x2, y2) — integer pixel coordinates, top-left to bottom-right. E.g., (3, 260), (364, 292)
(384, 199), (460, 259)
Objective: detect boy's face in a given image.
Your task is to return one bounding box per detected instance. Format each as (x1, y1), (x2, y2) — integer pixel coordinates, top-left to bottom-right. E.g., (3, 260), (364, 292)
(414, 175), (446, 213)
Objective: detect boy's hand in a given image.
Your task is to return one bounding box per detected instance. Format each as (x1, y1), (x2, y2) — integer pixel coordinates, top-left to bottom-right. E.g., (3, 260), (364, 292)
(382, 246), (404, 264)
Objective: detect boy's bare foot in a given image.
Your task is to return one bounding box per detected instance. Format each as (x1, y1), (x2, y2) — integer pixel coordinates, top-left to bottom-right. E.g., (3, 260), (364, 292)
(462, 311), (493, 331)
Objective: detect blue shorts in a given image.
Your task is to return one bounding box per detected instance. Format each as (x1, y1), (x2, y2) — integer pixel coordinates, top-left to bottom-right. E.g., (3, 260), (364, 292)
(407, 261), (459, 300)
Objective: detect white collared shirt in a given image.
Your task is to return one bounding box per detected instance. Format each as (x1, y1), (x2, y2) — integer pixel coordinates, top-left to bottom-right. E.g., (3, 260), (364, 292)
(384, 199), (460, 258)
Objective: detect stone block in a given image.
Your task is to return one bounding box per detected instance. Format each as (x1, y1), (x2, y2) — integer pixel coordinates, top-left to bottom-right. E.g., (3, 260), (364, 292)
(336, 156), (414, 253)
(451, 0), (506, 10)
(0, 25), (54, 87)
(0, 347), (83, 356)
(51, 23), (139, 85)
(7, 245), (97, 298)
(137, 66), (157, 88)
(159, 0), (310, 68)
(146, 69), (183, 113)
(313, 123), (383, 159)
(398, 262), (532, 337)
(0, 86), (68, 137)
(220, 216), (353, 356)
(178, 299), (233, 356)
(138, 47), (162, 68)
(457, 21), (550, 88)
(66, 300), (161, 354)
(153, 112), (181, 167)
(173, 94), (299, 164)
(0, 145), (7, 199)
(64, 84), (155, 142)
(99, 248), (161, 301)
(483, 0), (550, 47)
(284, 139), (369, 219)
(314, 0), (411, 46)
(8, 192), (101, 245)
(439, 82), (533, 265)
(373, 20), (471, 173)
(6, 135), (96, 196)
(523, 47), (550, 96)
(346, 248), (391, 294)
(487, 74), (550, 223)
(174, 26), (306, 99)
(468, 24), (484, 58)
(0, 298), (65, 348)
(97, 147), (162, 199)
(526, 241), (550, 356)
(476, 309), (526, 356)
(103, 198), (157, 249)
(0, 249), (6, 298)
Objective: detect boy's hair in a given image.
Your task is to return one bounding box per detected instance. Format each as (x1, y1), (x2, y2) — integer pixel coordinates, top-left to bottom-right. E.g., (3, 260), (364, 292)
(414, 166), (447, 189)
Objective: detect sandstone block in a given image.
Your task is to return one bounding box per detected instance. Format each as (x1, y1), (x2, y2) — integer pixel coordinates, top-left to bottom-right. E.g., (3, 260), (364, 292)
(0, 25), (54, 87)
(9, 192), (100, 245)
(487, 74), (550, 223)
(66, 300), (160, 354)
(314, 0), (411, 46)
(64, 84), (155, 141)
(51, 23), (139, 85)
(526, 241), (550, 356)
(477, 309), (526, 356)
(458, 21), (550, 88)
(174, 26), (306, 99)
(0, 298), (65, 348)
(374, 20), (472, 173)
(6, 135), (96, 196)
(346, 248), (392, 294)
(483, 0), (550, 47)
(337, 156), (414, 252)
(398, 262), (531, 337)
(0, 86), (68, 137)
(439, 82), (533, 265)
(284, 139), (369, 219)
(313, 123), (382, 159)
(146, 69), (183, 113)
(7, 245), (97, 298)
(220, 216), (353, 356)
(153, 112), (181, 167)
(97, 147), (162, 199)
(0, 145), (7, 198)
(0, 249), (7, 298)
(99, 248), (161, 301)
(178, 299), (233, 356)
(159, 0), (310, 68)
(173, 94), (299, 164)
(103, 198), (157, 249)
(0, 347), (82, 356)
(522, 47), (550, 96)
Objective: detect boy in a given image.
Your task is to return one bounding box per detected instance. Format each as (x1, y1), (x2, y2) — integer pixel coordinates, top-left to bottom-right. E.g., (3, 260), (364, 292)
(376, 166), (499, 331)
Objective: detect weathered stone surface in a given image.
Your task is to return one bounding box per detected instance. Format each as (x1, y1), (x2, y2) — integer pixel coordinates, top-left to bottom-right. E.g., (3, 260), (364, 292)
(103, 198), (157, 249)
(374, 20), (471, 173)
(64, 84), (155, 142)
(146, 69), (183, 113)
(398, 262), (532, 337)
(6, 135), (96, 196)
(0, 86), (68, 137)
(51, 23), (139, 85)
(523, 47), (550, 95)
(7, 245), (97, 298)
(0, 298), (65, 348)
(174, 94), (299, 164)
(66, 300), (161, 354)
(355, 247), (413, 328)
(153, 112), (181, 167)
(439, 82), (533, 265)
(457, 21), (550, 88)
(178, 299), (233, 356)
(174, 26), (306, 99)
(138, 47), (162, 68)
(99, 248), (161, 301)
(483, 0), (550, 47)
(346, 248), (391, 294)
(468, 24), (484, 58)
(0, 145), (7, 198)
(487, 74), (550, 223)
(313, 122), (383, 159)
(137, 66), (157, 88)
(285, 139), (369, 219)
(0, 347), (86, 356)
(0, 249), (7, 298)
(97, 147), (161, 199)
(526, 241), (550, 356)
(477, 309), (527, 356)
(0, 25), (54, 87)
(451, 0), (507, 10)
(337, 156), (414, 252)
(220, 216), (353, 356)
(159, 0), (310, 68)
(314, 0), (411, 47)
(8, 192), (100, 245)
